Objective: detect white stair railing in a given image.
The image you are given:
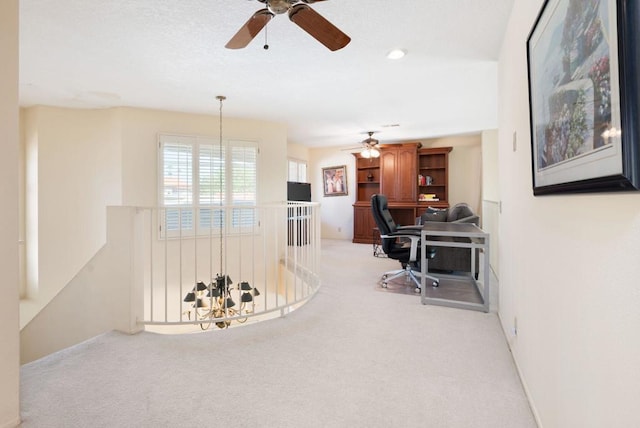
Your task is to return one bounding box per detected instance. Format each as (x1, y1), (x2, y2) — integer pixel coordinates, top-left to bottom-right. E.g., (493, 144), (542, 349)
(134, 202), (321, 330)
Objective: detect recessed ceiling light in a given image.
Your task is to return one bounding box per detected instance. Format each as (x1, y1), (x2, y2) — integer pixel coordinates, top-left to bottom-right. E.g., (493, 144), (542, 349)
(387, 49), (406, 60)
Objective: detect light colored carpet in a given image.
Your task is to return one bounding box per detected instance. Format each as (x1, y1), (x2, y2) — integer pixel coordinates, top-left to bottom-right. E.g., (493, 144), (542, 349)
(20, 240), (536, 427)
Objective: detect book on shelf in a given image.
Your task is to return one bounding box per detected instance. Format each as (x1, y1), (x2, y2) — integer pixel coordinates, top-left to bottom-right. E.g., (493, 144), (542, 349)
(417, 175), (434, 186)
(418, 193), (439, 202)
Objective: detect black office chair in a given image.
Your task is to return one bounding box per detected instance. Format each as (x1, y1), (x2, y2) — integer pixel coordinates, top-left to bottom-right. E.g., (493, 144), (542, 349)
(371, 194), (439, 292)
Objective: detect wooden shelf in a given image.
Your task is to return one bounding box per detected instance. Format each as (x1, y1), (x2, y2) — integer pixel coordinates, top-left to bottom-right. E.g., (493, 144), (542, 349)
(417, 147), (451, 206)
(356, 157), (380, 169)
(357, 166), (380, 184)
(352, 145), (452, 244)
(355, 153), (380, 211)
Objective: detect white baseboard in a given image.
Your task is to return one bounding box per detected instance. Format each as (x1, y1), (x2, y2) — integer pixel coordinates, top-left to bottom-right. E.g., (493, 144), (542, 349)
(497, 312), (544, 428)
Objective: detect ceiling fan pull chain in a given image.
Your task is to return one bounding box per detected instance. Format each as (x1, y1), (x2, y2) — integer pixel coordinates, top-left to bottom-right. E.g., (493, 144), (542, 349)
(264, 23), (269, 50)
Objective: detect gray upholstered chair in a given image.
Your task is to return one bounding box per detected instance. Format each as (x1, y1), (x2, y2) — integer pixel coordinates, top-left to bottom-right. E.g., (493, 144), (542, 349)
(418, 203), (480, 276)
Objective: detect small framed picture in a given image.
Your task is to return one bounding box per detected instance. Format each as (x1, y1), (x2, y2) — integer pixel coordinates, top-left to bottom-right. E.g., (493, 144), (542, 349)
(322, 165), (348, 196)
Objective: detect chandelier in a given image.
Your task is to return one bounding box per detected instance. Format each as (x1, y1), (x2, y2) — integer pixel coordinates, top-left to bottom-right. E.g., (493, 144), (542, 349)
(182, 95), (260, 330)
(183, 276), (260, 330)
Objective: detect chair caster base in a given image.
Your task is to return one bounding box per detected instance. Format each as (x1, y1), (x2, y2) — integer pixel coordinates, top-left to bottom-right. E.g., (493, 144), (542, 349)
(432, 281), (439, 288)
(381, 282), (388, 288)
(414, 287), (421, 293)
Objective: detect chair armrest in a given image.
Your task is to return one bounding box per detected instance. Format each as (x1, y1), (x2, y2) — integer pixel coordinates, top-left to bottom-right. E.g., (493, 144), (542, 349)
(380, 231), (421, 261)
(384, 229), (421, 238)
(397, 225), (423, 231)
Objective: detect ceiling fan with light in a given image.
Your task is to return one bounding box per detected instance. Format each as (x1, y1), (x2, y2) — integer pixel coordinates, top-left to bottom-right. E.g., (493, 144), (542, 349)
(359, 131), (381, 158)
(342, 131), (381, 158)
(225, 0), (351, 51)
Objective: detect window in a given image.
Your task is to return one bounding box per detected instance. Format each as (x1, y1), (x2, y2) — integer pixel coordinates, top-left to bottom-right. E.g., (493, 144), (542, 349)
(159, 134), (258, 236)
(288, 158), (307, 182)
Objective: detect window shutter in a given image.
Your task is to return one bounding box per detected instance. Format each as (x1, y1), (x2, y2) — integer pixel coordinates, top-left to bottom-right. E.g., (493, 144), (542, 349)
(161, 141), (193, 231)
(199, 143), (225, 229)
(231, 143), (257, 228)
(288, 160), (298, 181)
(159, 135), (258, 236)
(298, 162), (307, 182)
(287, 159), (308, 183)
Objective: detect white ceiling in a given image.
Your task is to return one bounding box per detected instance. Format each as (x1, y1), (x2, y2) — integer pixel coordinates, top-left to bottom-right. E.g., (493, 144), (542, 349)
(19, 0), (514, 148)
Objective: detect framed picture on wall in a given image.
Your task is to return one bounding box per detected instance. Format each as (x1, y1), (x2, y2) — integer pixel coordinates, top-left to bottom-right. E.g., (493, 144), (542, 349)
(322, 165), (348, 196)
(527, 0), (640, 195)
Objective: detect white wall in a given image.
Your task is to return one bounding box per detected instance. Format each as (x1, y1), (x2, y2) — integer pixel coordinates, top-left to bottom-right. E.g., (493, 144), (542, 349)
(20, 207), (145, 364)
(18, 112), (26, 300)
(287, 143), (310, 166)
(499, 3), (640, 427)
(0, 0), (21, 426)
(482, 130), (499, 203)
(481, 129), (500, 274)
(309, 146), (356, 240)
(20, 107), (122, 327)
(23, 110), (38, 302)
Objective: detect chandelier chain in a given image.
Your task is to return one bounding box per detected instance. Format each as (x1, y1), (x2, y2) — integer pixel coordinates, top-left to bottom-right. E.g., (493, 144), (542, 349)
(216, 95), (226, 277)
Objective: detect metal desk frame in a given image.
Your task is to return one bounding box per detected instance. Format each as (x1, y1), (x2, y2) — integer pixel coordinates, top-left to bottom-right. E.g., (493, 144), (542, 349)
(420, 222), (490, 312)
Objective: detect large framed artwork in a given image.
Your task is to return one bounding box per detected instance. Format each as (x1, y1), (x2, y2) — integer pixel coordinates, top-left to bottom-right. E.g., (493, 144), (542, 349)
(527, 0), (640, 195)
(322, 165), (348, 196)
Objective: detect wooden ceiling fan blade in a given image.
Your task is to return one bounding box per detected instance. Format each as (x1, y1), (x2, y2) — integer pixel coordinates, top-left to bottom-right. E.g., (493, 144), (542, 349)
(225, 9), (273, 49)
(288, 4), (350, 51)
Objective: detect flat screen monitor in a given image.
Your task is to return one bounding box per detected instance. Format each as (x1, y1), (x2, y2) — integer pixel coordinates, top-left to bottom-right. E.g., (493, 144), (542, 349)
(287, 181), (311, 202)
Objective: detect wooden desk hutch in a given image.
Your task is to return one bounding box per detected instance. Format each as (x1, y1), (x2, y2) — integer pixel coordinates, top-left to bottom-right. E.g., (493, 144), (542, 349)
(353, 144), (452, 244)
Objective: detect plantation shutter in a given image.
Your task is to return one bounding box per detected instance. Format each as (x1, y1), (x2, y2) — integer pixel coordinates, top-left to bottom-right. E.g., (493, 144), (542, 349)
(199, 143), (225, 229)
(161, 139), (193, 231)
(230, 142), (257, 228)
(159, 135), (258, 236)
(288, 159), (307, 182)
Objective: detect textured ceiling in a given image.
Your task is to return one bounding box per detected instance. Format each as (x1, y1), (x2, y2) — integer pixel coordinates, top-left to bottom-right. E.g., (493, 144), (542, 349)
(19, 0), (514, 147)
